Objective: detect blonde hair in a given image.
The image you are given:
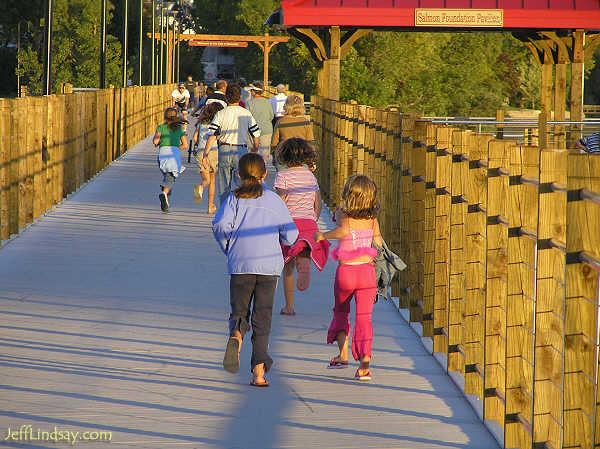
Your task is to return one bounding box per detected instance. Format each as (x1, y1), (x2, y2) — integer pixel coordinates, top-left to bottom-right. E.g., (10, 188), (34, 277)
(341, 175), (379, 219)
(283, 95), (305, 116)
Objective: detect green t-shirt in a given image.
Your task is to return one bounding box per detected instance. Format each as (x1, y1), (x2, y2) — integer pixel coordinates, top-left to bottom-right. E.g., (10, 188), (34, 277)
(156, 123), (185, 147)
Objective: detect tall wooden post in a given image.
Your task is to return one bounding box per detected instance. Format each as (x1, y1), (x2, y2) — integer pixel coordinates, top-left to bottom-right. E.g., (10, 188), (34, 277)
(263, 32), (270, 88)
(570, 30), (585, 146)
(541, 48), (554, 120)
(326, 26), (341, 101)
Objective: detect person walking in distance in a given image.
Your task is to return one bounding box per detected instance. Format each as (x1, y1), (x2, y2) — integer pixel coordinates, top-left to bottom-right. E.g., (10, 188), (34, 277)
(274, 138), (329, 316)
(213, 153), (298, 387)
(153, 107), (188, 212)
(203, 84), (260, 204)
(246, 82), (274, 164)
(185, 75), (196, 108)
(314, 175), (383, 381)
(205, 79), (228, 108)
(270, 95), (315, 169)
(269, 84), (287, 128)
(192, 102), (224, 213)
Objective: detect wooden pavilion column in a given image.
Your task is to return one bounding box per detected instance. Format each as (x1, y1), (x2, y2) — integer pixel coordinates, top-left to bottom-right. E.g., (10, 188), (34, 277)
(522, 31), (600, 148)
(254, 32), (287, 88)
(291, 27), (372, 100)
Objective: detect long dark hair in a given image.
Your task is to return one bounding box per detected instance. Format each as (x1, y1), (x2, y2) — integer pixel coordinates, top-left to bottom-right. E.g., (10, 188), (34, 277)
(234, 153), (266, 199)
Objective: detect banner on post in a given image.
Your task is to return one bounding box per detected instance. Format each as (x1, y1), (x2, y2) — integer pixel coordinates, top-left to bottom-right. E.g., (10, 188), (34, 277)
(188, 40), (249, 47)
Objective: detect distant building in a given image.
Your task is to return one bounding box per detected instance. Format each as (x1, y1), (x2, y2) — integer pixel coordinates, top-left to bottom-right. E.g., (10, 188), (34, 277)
(201, 47), (237, 83)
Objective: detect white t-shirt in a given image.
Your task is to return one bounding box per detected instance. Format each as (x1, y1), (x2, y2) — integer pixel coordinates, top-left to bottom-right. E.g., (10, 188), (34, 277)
(171, 89), (190, 104)
(208, 105), (261, 145)
(269, 93), (287, 118)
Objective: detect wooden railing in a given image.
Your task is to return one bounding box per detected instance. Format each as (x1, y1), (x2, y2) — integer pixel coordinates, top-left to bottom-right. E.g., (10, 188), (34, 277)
(0, 85), (175, 243)
(311, 95), (600, 449)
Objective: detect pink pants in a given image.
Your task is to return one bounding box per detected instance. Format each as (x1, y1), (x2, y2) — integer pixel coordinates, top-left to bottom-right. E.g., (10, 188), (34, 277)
(327, 263), (377, 361)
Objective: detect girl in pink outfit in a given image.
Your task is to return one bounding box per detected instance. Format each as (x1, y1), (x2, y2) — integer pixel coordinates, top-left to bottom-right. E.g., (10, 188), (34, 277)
(274, 138), (329, 316)
(314, 175), (382, 381)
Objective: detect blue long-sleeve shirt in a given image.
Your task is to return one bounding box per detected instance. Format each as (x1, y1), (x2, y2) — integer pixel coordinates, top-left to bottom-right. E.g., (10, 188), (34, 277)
(212, 189), (299, 275)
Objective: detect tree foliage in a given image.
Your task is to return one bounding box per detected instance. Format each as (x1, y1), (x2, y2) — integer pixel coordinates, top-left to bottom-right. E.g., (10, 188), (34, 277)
(14, 0), (124, 95)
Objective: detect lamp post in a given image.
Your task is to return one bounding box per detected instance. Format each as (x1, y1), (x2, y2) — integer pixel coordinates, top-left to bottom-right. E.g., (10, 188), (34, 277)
(170, 14), (176, 83)
(100, 0), (107, 88)
(159, 4), (164, 84)
(151, 0), (155, 85)
(138, 0), (143, 85)
(176, 16), (180, 82)
(42, 0), (54, 95)
(122, 0), (128, 88)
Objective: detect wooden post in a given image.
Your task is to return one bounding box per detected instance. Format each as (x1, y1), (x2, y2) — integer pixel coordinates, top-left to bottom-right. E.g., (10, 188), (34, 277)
(326, 26), (340, 101)
(0, 99), (9, 241)
(484, 140), (510, 434)
(504, 143), (538, 449)
(541, 47), (554, 120)
(423, 122), (437, 336)
(570, 30), (585, 148)
(263, 32), (270, 88)
(31, 96), (43, 220)
(398, 115), (414, 309)
(448, 130), (469, 374)
(539, 113), (548, 151)
(564, 153), (600, 449)
(433, 126), (452, 355)
(464, 133), (491, 401)
(496, 110), (504, 140)
(410, 121), (427, 323)
(533, 149), (567, 449)
(554, 47), (568, 149)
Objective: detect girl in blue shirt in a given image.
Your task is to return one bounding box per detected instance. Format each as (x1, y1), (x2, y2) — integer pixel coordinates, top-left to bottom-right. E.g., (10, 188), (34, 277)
(212, 153), (298, 387)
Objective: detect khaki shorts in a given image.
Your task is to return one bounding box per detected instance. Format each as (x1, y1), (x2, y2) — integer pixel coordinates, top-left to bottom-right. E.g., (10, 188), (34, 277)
(198, 150), (218, 173)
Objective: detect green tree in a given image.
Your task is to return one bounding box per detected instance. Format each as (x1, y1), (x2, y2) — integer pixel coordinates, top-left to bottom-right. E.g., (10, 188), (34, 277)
(17, 0), (124, 95)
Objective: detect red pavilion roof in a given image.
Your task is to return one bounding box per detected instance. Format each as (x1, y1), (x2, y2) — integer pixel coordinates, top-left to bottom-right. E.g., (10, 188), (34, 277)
(274, 0), (600, 30)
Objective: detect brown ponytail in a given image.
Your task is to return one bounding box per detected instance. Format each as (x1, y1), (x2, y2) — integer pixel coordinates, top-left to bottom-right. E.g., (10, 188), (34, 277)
(164, 107), (183, 130)
(234, 153), (266, 199)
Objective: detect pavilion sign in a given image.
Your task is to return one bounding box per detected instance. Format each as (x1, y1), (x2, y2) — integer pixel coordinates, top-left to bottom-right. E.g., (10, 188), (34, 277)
(188, 40), (249, 47)
(415, 9), (503, 27)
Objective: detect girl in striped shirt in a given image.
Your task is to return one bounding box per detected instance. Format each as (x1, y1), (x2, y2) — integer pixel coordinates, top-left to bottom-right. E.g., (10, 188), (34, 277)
(274, 138), (329, 316)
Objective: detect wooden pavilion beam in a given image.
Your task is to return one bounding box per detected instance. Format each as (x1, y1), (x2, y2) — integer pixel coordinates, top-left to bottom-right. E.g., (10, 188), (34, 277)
(340, 28), (372, 59)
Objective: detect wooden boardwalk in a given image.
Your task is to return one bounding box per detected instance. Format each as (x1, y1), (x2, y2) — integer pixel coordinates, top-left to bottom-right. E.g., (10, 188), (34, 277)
(0, 135), (498, 449)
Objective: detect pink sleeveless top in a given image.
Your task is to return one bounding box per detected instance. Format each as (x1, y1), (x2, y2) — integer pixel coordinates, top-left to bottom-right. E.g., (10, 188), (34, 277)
(330, 219), (378, 261)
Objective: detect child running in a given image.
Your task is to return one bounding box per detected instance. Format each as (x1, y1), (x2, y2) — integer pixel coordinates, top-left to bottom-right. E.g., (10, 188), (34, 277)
(314, 175), (383, 381)
(212, 153), (298, 387)
(153, 107), (188, 212)
(192, 102), (224, 213)
(274, 137), (329, 316)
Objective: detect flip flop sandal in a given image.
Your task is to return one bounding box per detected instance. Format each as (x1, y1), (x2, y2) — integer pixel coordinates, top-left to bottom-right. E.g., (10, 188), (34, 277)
(249, 379), (270, 387)
(327, 357), (349, 369)
(354, 369), (372, 381)
(296, 257), (311, 291)
(193, 185), (203, 204)
(280, 308), (296, 316)
(223, 337), (240, 373)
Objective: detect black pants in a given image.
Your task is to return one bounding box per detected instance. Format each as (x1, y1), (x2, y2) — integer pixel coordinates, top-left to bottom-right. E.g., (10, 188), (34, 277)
(229, 274), (279, 372)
